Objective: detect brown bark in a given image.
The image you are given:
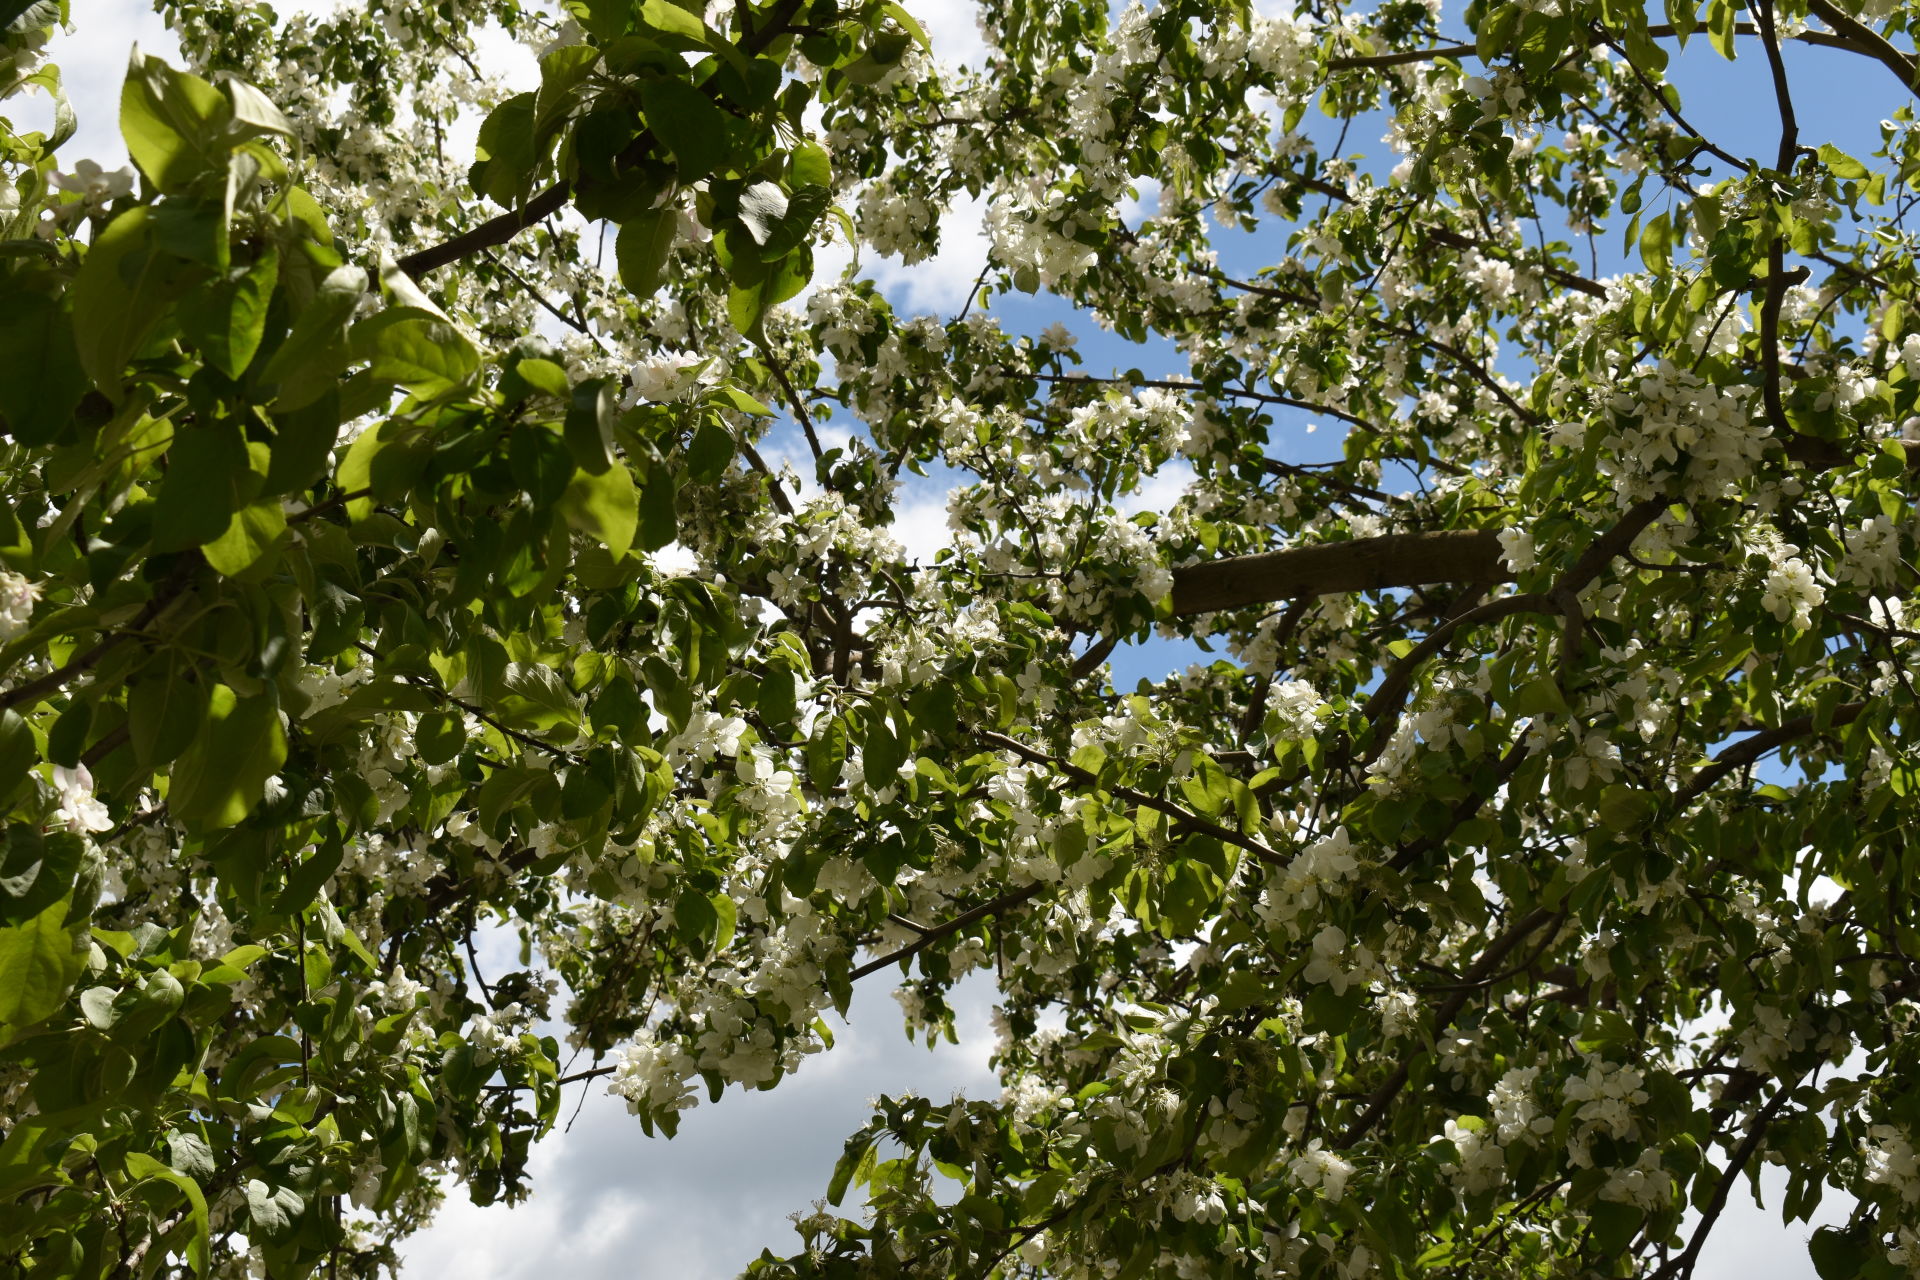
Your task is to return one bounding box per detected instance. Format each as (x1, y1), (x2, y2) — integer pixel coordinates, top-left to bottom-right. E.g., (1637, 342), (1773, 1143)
(1168, 528), (1508, 617)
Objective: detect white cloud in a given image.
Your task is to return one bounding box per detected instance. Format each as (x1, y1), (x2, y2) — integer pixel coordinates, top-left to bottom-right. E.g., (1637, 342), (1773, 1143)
(1118, 175), (1161, 226)
(891, 481), (956, 566)
(865, 191), (993, 317)
(31, 3), (181, 171)
(401, 975), (998, 1278)
(1127, 462), (1193, 518)
(902, 0), (989, 71)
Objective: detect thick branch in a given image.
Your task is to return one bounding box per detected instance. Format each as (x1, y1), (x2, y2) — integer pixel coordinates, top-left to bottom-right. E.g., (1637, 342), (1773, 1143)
(1677, 701), (1867, 806)
(1805, 0), (1920, 97)
(1169, 529), (1508, 616)
(396, 182), (573, 280)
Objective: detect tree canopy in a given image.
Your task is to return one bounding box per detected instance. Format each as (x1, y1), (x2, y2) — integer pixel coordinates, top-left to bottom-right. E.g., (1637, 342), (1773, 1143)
(2, 0), (1919, 1274)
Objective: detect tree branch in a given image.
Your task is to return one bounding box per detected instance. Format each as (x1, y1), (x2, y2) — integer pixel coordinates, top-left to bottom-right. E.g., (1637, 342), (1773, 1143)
(394, 0), (811, 278)
(0, 555), (200, 712)
(1356, 592), (1553, 765)
(1805, 0), (1920, 97)
(1322, 23), (1861, 72)
(1339, 907), (1559, 1146)
(1651, 1067), (1807, 1279)
(850, 882), (1047, 980)
(1676, 700), (1867, 806)
(975, 728), (1290, 869)
(1169, 529), (1508, 617)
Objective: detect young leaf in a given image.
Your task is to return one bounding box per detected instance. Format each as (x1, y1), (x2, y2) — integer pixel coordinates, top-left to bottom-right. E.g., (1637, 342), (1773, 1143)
(167, 685), (288, 831)
(641, 78), (730, 180)
(615, 206), (678, 300)
(0, 895), (87, 1047)
(119, 50), (231, 194)
(70, 206), (197, 392)
(557, 463), (638, 559)
(178, 243), (279, 380)
(0, 291), (87, 445)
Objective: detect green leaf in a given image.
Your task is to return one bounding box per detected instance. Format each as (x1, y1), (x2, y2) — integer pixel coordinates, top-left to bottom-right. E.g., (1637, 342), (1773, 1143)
(1706, 0), (1737, 58)
(1620, 19), (1668, 75)
(1638, 211), (1672, 274)
(878, 2), (932, 50)
(352, 309), (478, 398)
(416, 711), (467, 766)
(470, 91), (539, 206)
(166, 1131), (216, 1181)
(726, 246), (812, 341)
(0, 895), (87, 1046)
(1511, 677), (1569, 716)
(686, 417), (733, 483)
(0, 290), (87, 445)
(221, 75), (292, 143)
(70, 206), (198, 392)
(827, 1131), (875, 1205)
(789, 140), (830, 191)
(120, 50), (230, 194)
(638, 467), (678, 550)
(202, 498), (288, 576)
(641, 78), (730, 180)
(642, 655), (691, 730)
(754, 183), (829, 261)
(167, 684), (287, 831)
(0, 827), (83, 926)
(260, 264), (367, 411)
(0, 0), (54, 31)
(639, 0), (706, 41)
(495, 662), (581, 732)
(1586, 1201), (1641, 1255)
(178, 242), (278, 379)
(150, 198), (228, 271)
(674, 884), (717, 944)
(616, 206), (678, 301)
(0, 505), (27, 573)
(46, 698), (89, 768)
(1664, 0), (1697, 42)
(126, 1152), (210, 1275)
(565, 377), (617, 474)
(862, 702), (902, 790)
(758, 667), (796, 729)
(262, 388), (341, 496)
(713, 385), (772, 416)
(244, 1178), (305, 1242)
(1818, 143), (1868, 180)
(1810, 1226), (1872, 1280)
(0, 711), (34, 800)
(557, 463), (638, 559)
(129, 670), (209, 767)
(842, 30), (913, 84)
(152, 420), (249, 552)
(1597, 783), (1654, 831)
(514, 358), (571, 399)
(535, 44), (600, 136)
